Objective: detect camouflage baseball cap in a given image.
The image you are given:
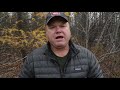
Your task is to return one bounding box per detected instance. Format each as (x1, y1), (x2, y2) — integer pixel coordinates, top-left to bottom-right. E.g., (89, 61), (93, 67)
(45, 12), (68, 25)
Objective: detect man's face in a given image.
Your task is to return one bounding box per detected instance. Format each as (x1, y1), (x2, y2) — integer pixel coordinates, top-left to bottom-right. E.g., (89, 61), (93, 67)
(45, 17), (71, 48)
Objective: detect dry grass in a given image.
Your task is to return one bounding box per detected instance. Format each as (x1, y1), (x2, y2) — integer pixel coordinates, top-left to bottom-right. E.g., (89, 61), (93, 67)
(0, 45), (23, 78)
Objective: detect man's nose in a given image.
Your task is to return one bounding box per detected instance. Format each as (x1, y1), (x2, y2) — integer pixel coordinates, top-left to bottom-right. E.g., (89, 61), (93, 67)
(56, 27), (62, 33)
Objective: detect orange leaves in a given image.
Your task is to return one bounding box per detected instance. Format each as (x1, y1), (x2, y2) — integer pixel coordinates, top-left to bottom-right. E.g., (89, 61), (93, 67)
(30, 28), (47, 48)
(0, 28), (47, 49)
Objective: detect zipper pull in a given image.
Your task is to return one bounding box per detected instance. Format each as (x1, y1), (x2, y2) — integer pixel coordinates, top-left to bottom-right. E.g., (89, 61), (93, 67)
(60, 68), (65, 78)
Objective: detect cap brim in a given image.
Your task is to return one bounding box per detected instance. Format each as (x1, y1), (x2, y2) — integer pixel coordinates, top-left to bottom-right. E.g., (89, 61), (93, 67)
(46, 16), (68, 25)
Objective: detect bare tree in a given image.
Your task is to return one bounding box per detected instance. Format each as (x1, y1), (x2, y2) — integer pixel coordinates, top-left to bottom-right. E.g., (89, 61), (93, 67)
(72, 12), (120, 77)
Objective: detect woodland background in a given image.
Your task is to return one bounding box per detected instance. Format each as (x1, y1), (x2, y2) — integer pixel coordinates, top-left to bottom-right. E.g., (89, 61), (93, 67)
(0, 12), (120, 78)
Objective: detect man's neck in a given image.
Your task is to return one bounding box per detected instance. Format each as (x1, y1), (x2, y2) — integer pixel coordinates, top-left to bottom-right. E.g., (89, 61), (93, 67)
(51, 45), (69, 57)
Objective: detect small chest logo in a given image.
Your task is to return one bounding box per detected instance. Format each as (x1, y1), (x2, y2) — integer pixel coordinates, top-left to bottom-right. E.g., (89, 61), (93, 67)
(74, 67), (82, 71)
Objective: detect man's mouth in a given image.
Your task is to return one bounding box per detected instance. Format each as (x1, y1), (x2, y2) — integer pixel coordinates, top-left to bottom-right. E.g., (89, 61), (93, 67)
(56, 36), (64, 39)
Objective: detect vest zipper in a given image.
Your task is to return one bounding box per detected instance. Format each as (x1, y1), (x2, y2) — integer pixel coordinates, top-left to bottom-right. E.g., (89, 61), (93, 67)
(60, 67), (65, 78)
(50, 58), (65, 78)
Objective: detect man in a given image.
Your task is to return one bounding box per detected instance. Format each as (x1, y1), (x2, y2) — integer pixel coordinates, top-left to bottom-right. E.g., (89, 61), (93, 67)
(19, 12), (104, 78)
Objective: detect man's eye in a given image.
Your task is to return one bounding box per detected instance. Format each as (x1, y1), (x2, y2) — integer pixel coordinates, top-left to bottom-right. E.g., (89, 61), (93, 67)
(49, 26), (55, 29)
(61, 25), (66, 27)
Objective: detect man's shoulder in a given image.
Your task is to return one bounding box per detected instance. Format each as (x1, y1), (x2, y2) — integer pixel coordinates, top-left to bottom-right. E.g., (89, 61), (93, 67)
(73, 43), (98, 64)
(73, 43), (89, 51)
(73, 43), (94, 56)
(24, 44), (47, 63)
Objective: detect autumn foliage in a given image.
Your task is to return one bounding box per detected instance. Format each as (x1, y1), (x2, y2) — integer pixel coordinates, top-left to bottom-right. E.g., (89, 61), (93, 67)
(0, 27), (47, 78)
(0, 28), (46, 49)
(0, 12), (120, 78)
